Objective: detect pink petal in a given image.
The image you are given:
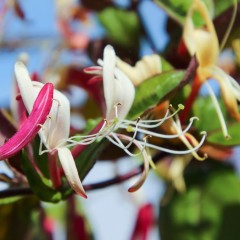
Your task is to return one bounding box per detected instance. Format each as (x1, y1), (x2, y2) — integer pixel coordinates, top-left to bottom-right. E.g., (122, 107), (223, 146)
(0, 83), (54, 160)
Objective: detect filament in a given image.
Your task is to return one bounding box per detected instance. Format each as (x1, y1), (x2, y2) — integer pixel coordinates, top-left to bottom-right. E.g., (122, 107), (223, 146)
(205, 80), (230, 139)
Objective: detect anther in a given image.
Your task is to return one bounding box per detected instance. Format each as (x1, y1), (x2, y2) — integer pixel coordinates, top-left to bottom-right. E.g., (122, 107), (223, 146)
(178, 104), (184, 110)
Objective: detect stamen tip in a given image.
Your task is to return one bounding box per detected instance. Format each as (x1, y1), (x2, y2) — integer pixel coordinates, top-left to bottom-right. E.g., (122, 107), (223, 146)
(225, 134), (232, 140)
(200, 131), (207, 136)
(178, 104), (185, 110)
(190, 116), (199, 121)
(195, 153), (208, 161)
(128, 187), (136, 193)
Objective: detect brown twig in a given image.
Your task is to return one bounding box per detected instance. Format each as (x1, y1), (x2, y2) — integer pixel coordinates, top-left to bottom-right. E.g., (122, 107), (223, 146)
(0, 152), (168, 199)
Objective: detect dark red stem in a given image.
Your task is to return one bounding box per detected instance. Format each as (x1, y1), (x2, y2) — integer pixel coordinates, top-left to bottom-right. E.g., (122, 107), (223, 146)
(180, 75), (202, 124)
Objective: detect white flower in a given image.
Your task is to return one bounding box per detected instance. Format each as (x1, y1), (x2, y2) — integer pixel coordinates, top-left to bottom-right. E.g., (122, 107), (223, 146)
(15, 62), (87, 198)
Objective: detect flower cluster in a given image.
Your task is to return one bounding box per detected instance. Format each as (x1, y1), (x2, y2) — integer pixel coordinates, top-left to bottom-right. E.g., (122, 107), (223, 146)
(0, 45), (207, 197)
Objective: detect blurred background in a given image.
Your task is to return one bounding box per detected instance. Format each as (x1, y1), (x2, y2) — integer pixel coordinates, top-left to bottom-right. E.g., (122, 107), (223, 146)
(1, 0), (240, 240)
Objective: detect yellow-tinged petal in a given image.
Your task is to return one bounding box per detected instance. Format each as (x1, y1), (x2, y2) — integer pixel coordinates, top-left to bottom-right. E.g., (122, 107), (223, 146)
(169, 155), (192, 193)
(211, 67), (240, 121)
(183, 0), (219, 69)
(116, 54), (162, 86)
(57, 147), (87, 198)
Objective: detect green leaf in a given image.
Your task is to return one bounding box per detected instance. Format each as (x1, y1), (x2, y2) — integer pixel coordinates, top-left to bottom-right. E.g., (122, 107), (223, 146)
(156, 0), (214, 25)
(207, 123), (240, 146)
(0, 196), (22, 205)
(161, 56), (174, 71)
(21, 151), (62, 203)
(31, 137), (50, 178)
(76, 140), (106, 180)
(99, 8), (141, 48)
(193, 96), (227, 132)
(127, 70), (185, 119)
(156, 0), (239, 26)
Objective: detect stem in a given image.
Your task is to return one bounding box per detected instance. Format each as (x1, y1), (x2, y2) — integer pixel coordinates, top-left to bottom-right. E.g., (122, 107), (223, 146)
(0, 152), (168, 198)
(84, 166), (142, 191)
(153, 0), (185, 26)
(48, 150), (62, 189)
(180, 75), (202, 124)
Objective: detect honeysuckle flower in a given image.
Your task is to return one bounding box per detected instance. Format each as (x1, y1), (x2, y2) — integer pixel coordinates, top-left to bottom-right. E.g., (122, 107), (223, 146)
(116, 54), (162, 86)
(72, 45), (207, 191)
(15, 62), (87, 198)
(0, 83), (53, 160)
(182, 0), (240, 138)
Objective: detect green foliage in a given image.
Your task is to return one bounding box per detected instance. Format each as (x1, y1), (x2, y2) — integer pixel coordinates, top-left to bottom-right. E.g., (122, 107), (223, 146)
(193, 96), (227, 132)
(191, 93), (240, 146)
(75, 140), (106, 180)
(21, 151), (62, 203)
(159, 161), (240, 240)
(99, 8), (141, 48)
(207, 123), (240, 146)
(156, 0), (239, 25)
(0, 196), (41, 239)
(0, 196), (23, 205)
(128, 70), (185, 119)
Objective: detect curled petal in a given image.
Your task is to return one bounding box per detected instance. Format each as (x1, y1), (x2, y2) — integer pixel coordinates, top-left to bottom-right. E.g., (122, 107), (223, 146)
(183, 0), (219, 68)
(169, 155), (192, 192)
(83, 66), (103, 75)
(211, 67), (240, 121)
(57, 147), (87, 198)
(0, 83), (54, 160)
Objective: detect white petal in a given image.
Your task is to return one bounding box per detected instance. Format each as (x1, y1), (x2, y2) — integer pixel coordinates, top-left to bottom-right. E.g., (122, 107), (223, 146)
(113, 69), (135, 120)
(31, 82), (70, 149)
(57, 147), (87, 198)
(14, 62), (36, 112)
(103, 45), (117, 119)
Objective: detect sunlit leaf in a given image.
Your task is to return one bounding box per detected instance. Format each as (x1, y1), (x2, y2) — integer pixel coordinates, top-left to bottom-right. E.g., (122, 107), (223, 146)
(128, 70), (185, 119)
(156, 0), (239, 25)
(207, 123), (240, 146)
(193, 96), (227, 132)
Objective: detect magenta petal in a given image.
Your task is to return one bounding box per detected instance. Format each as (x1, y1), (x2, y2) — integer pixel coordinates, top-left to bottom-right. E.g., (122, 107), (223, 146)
(0, 83), (54, 160)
